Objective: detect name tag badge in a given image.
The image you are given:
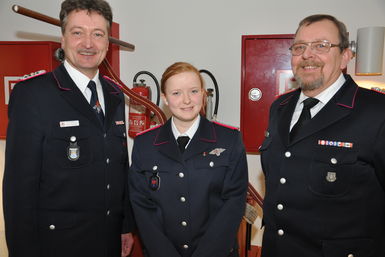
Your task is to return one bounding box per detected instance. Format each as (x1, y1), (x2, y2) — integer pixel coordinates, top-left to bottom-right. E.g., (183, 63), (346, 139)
(60, 120), (80, 128)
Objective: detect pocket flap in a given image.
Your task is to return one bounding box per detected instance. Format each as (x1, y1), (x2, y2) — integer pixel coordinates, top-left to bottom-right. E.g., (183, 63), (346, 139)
(39, 211), (78, 230)
(323, 238), (374, 257)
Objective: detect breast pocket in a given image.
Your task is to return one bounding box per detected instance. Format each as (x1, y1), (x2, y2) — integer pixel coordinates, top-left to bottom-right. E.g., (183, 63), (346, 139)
(308, 147), (358, 197)
(138, 161), (180, 192)
(194, 155), (230, 192)
(48, 126), (92, 169)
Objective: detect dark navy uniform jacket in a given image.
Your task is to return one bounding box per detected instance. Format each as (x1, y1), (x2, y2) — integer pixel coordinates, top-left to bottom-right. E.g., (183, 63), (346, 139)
(3, 64), (134, 257)
(129, 116), (248, 257)
(260, 75), (385, 257)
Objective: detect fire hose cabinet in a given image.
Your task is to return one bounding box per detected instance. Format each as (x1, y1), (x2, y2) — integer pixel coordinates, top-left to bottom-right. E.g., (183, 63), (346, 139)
(0, 41), (62, 139)
(240, 34), (295, 153)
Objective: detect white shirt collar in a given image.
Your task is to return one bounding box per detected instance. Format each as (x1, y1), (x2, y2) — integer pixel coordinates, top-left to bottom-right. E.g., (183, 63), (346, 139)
(298, 73), (346, 105)
(171, 115), (200, 140)
(64, 60), (99, 93)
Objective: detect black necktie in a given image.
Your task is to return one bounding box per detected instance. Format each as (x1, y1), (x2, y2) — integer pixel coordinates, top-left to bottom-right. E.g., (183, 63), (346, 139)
(88, 80), (104, 125)
(177, 136), (190, 153)
(290, 97), (319, 141)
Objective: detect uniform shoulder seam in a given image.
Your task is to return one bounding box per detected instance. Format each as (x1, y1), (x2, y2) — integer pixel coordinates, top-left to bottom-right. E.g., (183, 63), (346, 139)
(213, 121), (239, 131)
(103, 75), (123, 91)
(136, 124), (163, 136)
(275, 88), (298, 99)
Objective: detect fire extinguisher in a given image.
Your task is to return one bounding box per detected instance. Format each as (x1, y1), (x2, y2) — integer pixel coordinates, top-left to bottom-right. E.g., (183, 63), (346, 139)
(199, 69), (219, 121)
(128, 71), (160, 138)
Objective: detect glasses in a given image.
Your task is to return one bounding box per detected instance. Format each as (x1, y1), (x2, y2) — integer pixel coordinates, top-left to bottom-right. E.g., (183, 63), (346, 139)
(289, 40), (341, 56)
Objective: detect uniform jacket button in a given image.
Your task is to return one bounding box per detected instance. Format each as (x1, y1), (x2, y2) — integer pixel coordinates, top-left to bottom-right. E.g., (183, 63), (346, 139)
(49, 224), (55, 230)
(178, 172), (184, 178)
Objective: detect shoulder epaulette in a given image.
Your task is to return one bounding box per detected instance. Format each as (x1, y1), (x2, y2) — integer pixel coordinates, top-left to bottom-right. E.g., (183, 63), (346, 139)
(19, 70), (47, 82)
(213, 121), (239, 131)
(371, 87), (385, 95)
(103, 75), (123, 91)
(136, 124), (163, 136)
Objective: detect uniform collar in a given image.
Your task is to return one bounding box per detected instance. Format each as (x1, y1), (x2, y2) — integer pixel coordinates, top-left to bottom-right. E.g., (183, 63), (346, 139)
(298, 73), (346, 105)
(277, 74), (358, 145)
(171, 115), (200, 140)
(154, 116), (216, 162)
(64, 60), (100, 93)
(52, 63), (121, 132)
(154, 116), (216, 145)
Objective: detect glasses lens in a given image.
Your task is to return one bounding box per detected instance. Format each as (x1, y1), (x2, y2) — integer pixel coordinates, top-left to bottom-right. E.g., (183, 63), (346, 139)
(312, 41), (331, 53)
(290, 44), (306, 56)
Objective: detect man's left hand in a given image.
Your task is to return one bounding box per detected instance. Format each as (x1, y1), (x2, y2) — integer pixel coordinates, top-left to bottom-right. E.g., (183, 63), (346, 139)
(121, 233), (134, 257)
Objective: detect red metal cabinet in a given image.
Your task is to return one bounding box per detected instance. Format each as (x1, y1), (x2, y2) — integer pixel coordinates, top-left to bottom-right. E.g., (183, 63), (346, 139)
(0, 41), (61, 139)
(240, 35), (295, 153)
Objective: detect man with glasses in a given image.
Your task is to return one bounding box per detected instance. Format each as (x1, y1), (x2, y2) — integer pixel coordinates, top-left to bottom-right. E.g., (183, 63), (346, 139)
(259, 14), (385, 257)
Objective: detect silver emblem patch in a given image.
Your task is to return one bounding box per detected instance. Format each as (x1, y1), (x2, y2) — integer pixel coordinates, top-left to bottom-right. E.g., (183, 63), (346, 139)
(67, 136), (80, 161)
(326, 172), (337, 182)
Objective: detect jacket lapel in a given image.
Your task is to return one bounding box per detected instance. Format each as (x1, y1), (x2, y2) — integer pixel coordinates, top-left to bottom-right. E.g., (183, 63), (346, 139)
(184, 117), (217, 161)
(155, 120), (182, 162)
(277, 90), (300, 146)
(101, 76), (121, 132)
(289, 75), (358, 144)
(52, 64), (103, 130)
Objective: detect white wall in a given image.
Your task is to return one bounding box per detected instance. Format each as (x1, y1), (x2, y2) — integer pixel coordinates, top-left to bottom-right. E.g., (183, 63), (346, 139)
(1, 0), (385, 255)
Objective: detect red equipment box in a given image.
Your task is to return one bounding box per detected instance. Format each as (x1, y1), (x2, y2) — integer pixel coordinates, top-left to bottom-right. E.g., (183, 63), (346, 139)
(0, 41), (61, 139)
(240, 34), (295, 153)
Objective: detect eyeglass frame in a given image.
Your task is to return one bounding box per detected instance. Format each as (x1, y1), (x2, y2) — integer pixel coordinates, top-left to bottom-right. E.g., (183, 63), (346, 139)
(289, 40), (341, 56)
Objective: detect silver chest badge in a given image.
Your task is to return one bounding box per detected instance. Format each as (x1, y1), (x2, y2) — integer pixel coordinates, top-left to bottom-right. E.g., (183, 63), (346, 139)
(209, 148), (226, 156)
(67, 136), (80, 161)
(326, 172), (337, 182)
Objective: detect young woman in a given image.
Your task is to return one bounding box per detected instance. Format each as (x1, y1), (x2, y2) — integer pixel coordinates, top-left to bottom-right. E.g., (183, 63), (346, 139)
(129, 62), (248, 257)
